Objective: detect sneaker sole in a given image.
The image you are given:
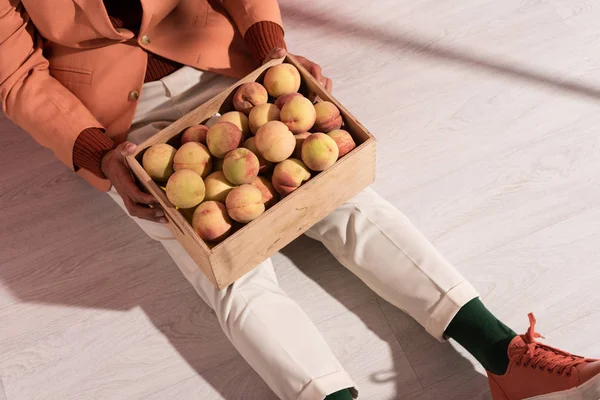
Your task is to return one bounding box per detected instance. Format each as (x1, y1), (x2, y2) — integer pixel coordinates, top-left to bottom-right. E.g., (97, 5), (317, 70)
(525, 373), (600, 400)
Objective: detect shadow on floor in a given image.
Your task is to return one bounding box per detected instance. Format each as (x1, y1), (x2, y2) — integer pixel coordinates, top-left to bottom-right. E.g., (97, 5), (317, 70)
(280, 3), (600, 103)
(0, 124), (276, 399)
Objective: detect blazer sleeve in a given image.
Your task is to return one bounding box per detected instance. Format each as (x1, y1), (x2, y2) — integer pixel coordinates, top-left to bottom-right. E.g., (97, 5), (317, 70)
(221, 0), (287, 62)
(0, 0), (105, 170)
(222, 0), (283, 36)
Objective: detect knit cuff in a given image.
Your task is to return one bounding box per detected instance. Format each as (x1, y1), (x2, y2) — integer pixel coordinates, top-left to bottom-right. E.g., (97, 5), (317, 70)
(244, 21), (287, 63)
(73, 128), (116, 178)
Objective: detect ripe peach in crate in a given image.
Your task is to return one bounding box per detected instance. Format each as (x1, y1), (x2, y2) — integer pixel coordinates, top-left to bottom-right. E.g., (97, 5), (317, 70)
(248, 103), (280, 134)
(301, 133), (339, 171)
(226, 184), (265, 223)
(313, 101), (343, 132)
(275, 92), (303, 109)
(207, 122), (243, 158)
(243, 137), (272, 174)
(328, 129), (356, 157)
(272, 158), (311, 196)
(192, 201), (232, 243)
(233, 82), (268, 114)
(142, 143), (177, 181)
(181, 125), (208, 145)
(251, 176), (279, 209)
(165, 169), (205, 209)
(173, 142), (212, 178)
(280, 96), (316, 134)
(204, 171), (236, 203)
(217, 111), (250, 137)
(222, 148), (259, 185)
(255, 121), (295, 163)
(293, 132), (311, 159)
(263, 63), (301, 97)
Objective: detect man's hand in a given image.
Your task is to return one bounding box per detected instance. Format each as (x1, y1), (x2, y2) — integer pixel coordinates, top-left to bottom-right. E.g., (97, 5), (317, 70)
(263, 48), (333, 92)
(101, 141), (167, 223)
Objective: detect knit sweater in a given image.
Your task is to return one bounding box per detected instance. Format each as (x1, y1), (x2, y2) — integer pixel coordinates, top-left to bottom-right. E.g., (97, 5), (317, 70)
(73, 1), (286, 178)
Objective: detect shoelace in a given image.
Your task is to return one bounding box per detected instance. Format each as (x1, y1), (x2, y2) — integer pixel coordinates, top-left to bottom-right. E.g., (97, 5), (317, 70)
(516, 313), (586, 376)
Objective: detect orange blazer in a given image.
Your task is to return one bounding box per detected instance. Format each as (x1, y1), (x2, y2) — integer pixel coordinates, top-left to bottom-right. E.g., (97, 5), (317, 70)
(0, 0), (283, 189)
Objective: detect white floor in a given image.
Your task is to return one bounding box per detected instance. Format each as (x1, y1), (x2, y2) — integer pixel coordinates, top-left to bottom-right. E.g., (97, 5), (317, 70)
(2, 0), (600, 399)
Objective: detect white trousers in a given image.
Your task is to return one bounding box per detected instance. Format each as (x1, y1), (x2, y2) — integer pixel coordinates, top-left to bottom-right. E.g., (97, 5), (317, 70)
(108, 67), (479, 400)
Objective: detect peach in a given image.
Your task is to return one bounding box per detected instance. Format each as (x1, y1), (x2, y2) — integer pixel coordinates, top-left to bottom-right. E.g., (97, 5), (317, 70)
(327, 129), (356, 157)
(217, 111), (250, 137)
(165, 169), (205, 209)
(206, 122), (243, 158)
(274, 92), (303, 109)
(293, 132), (311, 159)
(280, 95), (316, 134)
(222, 148), (259, 185)
(272, 158), (311, 196)
(142, 143), (177, 182)
(255, 121), (295, 162)
(301, 133), (339, 171)
(263, 63), (301, 97)
(204, 171), (236, 203)
(251, 176), (279, 209)
(173, 142), (212, 178)
(233, 82), (268, 114)
(313, 101), (343, 132)
(192, 201), (233, 242)
(225, 184), (265, 223)
(181, 125), (209, 145)
(243, 137), (273, 174)
(248, 103), (280, 134)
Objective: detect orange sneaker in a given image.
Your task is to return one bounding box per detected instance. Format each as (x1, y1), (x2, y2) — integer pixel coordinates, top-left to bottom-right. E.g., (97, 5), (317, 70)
(488, 314), (600, 400)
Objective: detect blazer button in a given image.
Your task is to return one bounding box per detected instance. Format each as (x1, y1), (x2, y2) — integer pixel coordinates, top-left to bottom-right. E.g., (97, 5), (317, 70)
(141, 34), (151, 45)
(128, 90), (140, 101)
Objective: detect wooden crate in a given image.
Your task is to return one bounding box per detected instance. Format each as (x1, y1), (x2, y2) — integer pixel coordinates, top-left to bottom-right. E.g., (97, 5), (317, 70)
(127, 55), (376, 290)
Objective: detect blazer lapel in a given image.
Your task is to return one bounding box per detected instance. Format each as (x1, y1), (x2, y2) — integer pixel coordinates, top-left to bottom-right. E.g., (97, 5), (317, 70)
(139, 0), (179, 33)
(72, 0), (135, 40)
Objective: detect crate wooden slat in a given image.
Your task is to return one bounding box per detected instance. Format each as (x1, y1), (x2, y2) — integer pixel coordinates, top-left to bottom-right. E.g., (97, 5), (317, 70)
(127, 55), (376, 289)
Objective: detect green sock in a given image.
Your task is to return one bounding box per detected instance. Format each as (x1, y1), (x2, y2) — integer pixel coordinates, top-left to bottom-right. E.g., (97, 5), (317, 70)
(325, 389), (353, 400)
(444, 298), (517, 375)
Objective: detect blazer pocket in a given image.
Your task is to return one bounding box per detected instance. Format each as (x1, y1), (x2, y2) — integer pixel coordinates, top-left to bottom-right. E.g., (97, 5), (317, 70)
(49, 66), (93, 85)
